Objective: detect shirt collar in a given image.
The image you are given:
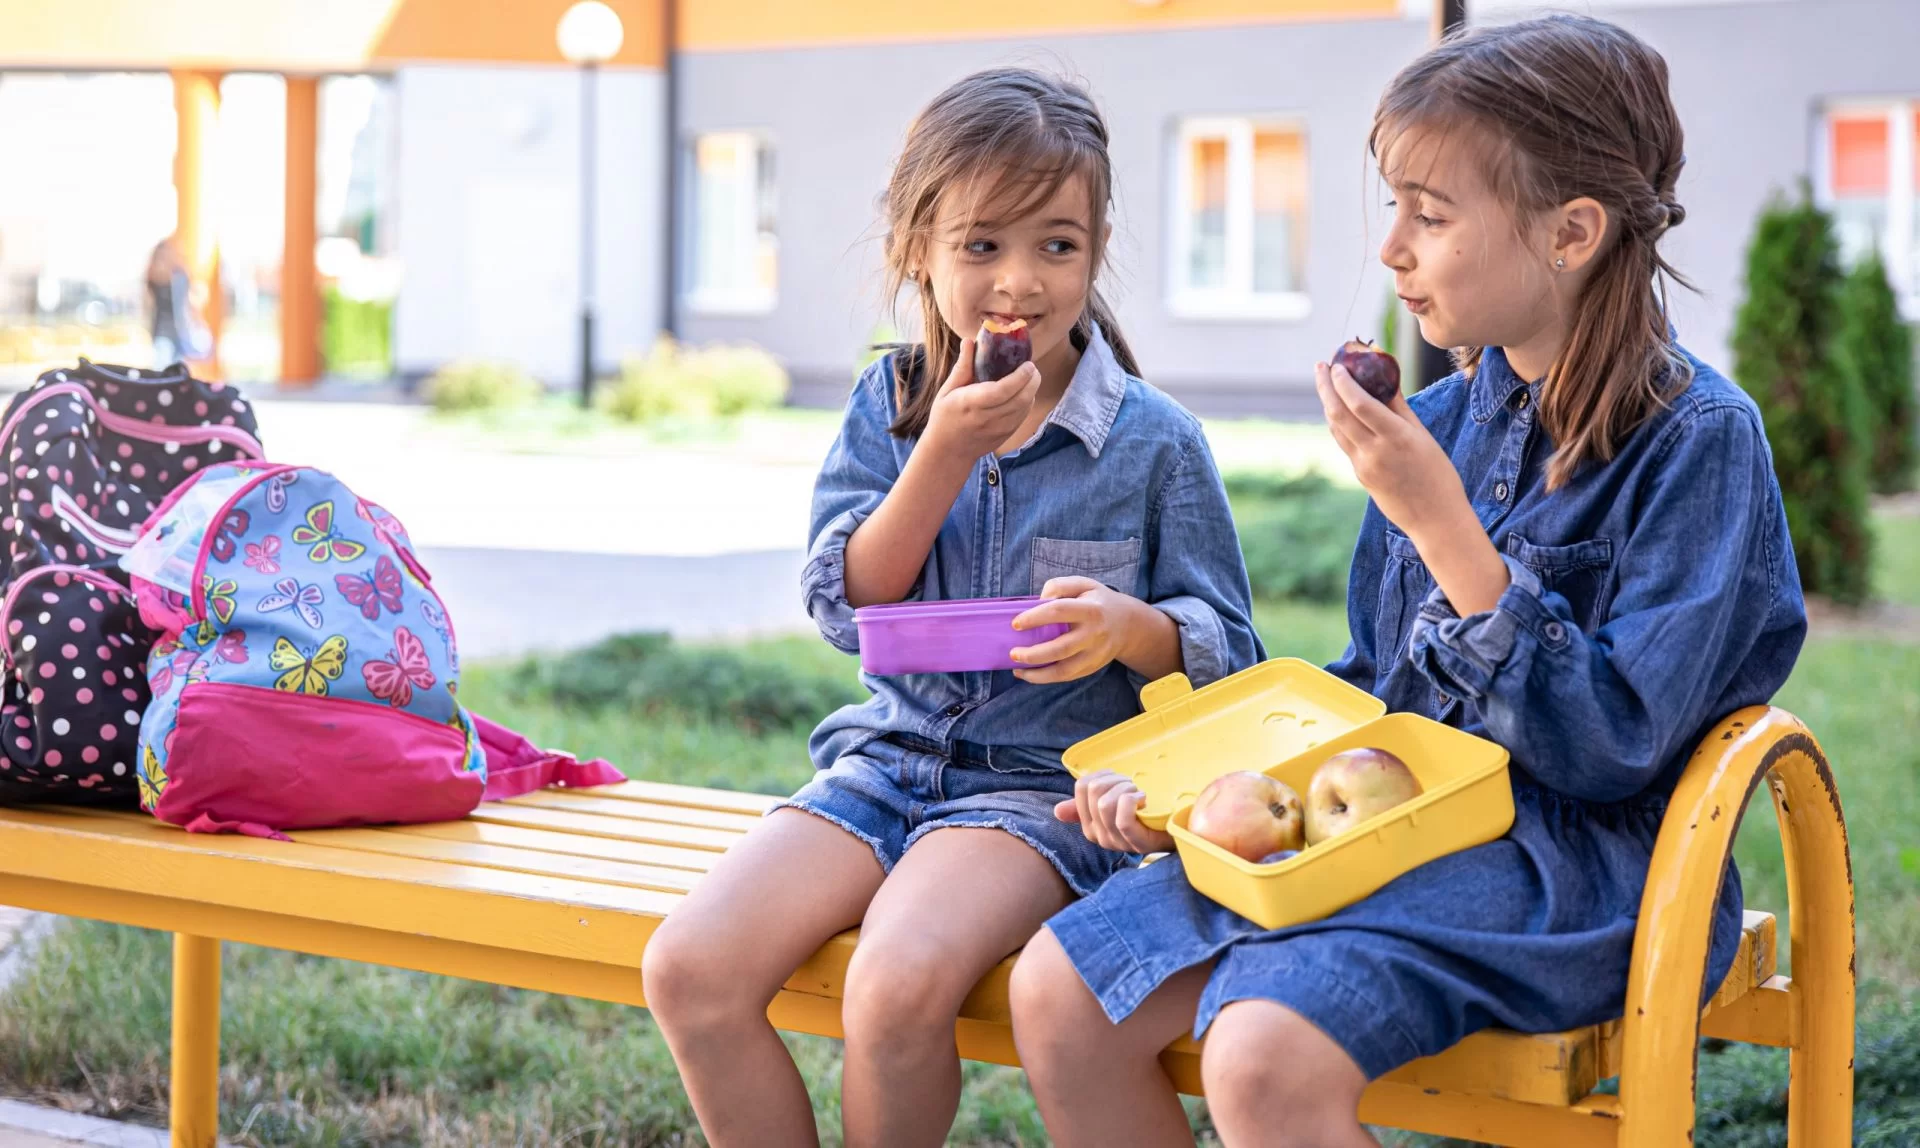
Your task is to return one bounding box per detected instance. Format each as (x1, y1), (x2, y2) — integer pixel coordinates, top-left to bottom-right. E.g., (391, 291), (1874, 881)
(1040, 322), (1129, 458)
(1468, 345), (1540, 423)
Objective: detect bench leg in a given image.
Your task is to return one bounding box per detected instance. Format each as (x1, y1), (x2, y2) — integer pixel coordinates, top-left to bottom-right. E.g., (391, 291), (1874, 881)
(170, 933), (222, 1148)
(1770, 760), (1855, 1147)
(1617, 709), (1854, 1146)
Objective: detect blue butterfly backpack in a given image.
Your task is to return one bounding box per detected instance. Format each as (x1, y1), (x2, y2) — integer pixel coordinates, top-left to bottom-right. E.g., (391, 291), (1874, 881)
(124, 460), (620, 838)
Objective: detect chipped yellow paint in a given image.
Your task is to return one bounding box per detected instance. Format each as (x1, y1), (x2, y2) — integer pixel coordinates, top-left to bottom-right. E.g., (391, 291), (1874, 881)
(0, 706), (1851, 1147)
(1618, 707), (1854, 1146)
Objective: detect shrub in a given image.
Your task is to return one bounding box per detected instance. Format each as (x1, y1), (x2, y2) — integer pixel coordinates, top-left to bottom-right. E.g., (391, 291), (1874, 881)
(424, 359), (542, 414)
(606, 337), (789, 424)
(1226, 471), (1369, 604)
(1835, 249), (1917, 494)
(1731, 187), (1874, 605)
(506, 632), (863, 735)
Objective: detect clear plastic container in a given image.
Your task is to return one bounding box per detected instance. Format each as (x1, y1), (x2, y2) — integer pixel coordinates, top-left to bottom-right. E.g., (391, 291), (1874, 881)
(119, 472), (252, 596)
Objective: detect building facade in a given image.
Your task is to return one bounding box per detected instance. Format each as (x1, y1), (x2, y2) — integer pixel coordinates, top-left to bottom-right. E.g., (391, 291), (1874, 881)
(1, 0), (1915, 409)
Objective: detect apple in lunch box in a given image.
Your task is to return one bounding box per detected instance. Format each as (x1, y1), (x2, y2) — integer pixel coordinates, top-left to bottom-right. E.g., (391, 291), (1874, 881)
(1187, 772), (1306, 861)
(975, 317), (1033, 383)
(1304, 748), (1423, 845)
(1330, 338), (1402, 404)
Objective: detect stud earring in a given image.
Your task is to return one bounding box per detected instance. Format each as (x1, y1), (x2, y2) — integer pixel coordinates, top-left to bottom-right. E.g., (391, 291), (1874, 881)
(1554, 257), (1567, 270)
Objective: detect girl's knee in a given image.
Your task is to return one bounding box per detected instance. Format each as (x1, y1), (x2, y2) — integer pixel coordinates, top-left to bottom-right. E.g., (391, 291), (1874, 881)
(642, 914), (758, 1028)
(840, 932), (973, 1044)
(1009, 929), (1106, 1054)
(1200, 1002), (1367, 1131)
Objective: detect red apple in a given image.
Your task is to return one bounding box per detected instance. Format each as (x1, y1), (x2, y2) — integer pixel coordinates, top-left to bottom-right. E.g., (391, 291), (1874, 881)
(1331, 338), (1402, 404)
(1304, 747), (1423, 845)
(975, 317), (1032, 382)
(1188, 772), (1306, 862)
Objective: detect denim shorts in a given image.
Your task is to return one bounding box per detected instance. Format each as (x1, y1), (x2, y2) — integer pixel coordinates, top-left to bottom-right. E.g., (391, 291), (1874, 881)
(1046, 783), (1746, 1079)
(775, 734), (1137, 898)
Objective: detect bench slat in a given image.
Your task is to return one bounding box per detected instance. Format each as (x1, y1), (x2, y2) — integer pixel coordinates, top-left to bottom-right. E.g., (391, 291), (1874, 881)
(467, 804), (741, 850)
(571, 779), (782, 816)
(503, 790), (766, 832)
(388, 821), (726, 872)
(290, 827), (703, 895)
(0, 809), (671, 963)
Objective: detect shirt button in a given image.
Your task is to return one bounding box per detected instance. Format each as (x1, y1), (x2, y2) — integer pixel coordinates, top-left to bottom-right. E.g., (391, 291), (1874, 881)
(1512, 390), (1530, 410)
(1494, 480), (1510, 501)
(1543, 622), (1567, 643)
(986, 469), (1000, 487)
(945, 703), (966, 717)
(1437, 691), (1452, 706)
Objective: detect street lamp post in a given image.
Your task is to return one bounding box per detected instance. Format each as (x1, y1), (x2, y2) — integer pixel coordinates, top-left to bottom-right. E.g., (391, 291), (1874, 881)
(558, 1), (624, 409)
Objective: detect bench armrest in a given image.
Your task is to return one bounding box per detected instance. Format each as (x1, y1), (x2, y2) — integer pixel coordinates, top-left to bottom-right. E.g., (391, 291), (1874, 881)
(1618, 706), (1854, 1146)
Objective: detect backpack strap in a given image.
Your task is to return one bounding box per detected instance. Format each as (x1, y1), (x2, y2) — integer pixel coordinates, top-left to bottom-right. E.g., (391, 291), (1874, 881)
(473, 712), (625, 801)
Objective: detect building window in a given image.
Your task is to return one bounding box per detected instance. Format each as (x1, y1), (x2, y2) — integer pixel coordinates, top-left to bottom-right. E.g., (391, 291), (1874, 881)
(1818, 102), (1920, 316)
(1169, 118), (1309, 320)
(687, 131), (776, 314)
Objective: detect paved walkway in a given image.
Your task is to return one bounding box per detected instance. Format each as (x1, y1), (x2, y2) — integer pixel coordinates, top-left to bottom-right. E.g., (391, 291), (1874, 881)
(235, 400), (828, 654)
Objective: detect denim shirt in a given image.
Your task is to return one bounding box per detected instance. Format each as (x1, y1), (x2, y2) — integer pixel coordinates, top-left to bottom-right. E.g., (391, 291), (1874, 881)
(803, 325), (1266, 772)
(1328, 345), (1806, 804)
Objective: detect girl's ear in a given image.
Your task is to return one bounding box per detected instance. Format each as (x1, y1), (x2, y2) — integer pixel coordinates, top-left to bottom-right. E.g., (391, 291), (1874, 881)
(1550, 197), (1609, 274)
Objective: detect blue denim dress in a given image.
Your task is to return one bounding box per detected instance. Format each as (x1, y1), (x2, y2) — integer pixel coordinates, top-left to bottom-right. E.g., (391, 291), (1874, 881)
(1047, 346), (1807, 1077)
(783, 325), (1267, 895)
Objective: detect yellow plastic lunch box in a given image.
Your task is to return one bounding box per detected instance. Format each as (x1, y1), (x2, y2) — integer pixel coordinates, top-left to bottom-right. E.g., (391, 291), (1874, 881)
(1062, 659), (1515, 930)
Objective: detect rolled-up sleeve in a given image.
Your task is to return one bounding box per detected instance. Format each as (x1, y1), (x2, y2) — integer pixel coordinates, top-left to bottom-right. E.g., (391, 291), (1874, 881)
(1142, 429), (1267, 688)
(1409, 404), (1787, 803)
(801, 362), (904, 653)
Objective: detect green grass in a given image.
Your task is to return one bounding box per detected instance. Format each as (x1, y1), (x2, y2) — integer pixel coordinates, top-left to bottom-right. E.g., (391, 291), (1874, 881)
(1735, 635), (1920, 987)
(1874, 503), (1920, 607)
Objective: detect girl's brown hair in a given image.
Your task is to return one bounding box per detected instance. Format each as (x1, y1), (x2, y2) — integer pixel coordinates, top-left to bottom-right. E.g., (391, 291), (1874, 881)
(879, 67), (1140, 438)
(1372, 14), (1693, 487)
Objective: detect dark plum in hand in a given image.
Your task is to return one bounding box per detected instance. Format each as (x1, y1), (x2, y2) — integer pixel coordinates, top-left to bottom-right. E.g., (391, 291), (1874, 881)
(975, 317), (1032, 383)
(1331, 338), (1402, 404)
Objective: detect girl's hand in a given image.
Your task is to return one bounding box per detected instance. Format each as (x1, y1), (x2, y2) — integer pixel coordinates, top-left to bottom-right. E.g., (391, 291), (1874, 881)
(1009, 576), (1175, 684)
(1054, 769), (1175, 854)
(1317, 361), (1510, 615)
(923, 336), (1042, 464)
(1317, 361), (1474, 537)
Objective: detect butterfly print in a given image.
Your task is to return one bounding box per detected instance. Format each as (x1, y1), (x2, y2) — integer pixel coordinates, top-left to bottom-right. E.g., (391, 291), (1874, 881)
(264, 470), (301, 514)
(209, 508), (250, 563)
(290, 501), (366, 563)
(213, 629), (248, 665)
(363, 626), (436, 708)
(335, 555), (404, 621)
(243, 535), (282, 575)
(270, 635), (349, 696)
(258, 578), (325, 630)
(202, 575), (238, 626)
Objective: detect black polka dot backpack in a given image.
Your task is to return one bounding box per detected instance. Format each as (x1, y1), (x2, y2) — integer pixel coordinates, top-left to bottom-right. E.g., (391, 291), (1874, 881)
(0, 360), (261, 804)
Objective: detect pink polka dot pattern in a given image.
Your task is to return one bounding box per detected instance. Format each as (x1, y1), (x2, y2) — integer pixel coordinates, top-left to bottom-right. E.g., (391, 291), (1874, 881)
(0, 359), (259, 805)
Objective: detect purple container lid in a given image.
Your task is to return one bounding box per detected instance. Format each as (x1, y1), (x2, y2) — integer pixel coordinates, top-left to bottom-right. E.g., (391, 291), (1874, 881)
(854, 595), (1071, 676)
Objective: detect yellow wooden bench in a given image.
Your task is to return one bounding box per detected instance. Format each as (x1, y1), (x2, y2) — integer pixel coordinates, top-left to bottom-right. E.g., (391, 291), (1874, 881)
(0, 706), (1853, 1148)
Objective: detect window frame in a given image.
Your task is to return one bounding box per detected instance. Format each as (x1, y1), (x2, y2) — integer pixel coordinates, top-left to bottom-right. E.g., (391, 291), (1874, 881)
(1813, 98), (1919, 320)
(1166, 115), (1312, 322)
(683, 129), (778, 317)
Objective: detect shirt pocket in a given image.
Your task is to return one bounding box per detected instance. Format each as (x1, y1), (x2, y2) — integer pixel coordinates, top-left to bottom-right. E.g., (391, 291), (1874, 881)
(1503, 534), (1615, 631)
(1031, 537), (1143, 596)
(1375, 528), (1433, 667)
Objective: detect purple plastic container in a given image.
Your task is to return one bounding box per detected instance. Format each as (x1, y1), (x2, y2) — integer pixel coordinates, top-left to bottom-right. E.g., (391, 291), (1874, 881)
(854, 596), (1071, 676)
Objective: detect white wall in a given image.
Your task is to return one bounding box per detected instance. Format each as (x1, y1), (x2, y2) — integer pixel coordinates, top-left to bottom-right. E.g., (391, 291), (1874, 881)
(393, 64), (665, 385)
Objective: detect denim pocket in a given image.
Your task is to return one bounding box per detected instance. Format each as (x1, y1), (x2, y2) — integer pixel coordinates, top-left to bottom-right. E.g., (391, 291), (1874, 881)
(1504, 534), (1614, 631)
(1031, 536), (1143, 596)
